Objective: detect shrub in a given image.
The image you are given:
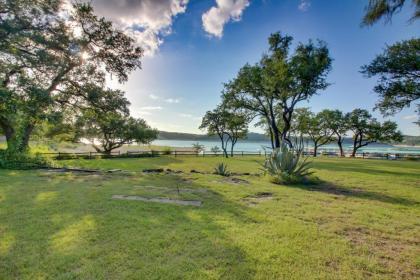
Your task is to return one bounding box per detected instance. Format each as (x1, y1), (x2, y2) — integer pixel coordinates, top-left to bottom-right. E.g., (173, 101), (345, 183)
(0, 151), (54, 170)
(210, 146), (221, 155)
(214, 163), (231, 176)
(192, 142), (205, 154)
(162, 147), (172, 155)
(263, 142), (313, 184)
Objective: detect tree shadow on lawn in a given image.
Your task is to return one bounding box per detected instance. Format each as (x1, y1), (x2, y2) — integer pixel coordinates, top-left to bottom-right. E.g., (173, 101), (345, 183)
(286, 182), (419, 206)
(0, 171), (258, 279)
(62, 156), (185, 172)
(313, 161), (420, 179)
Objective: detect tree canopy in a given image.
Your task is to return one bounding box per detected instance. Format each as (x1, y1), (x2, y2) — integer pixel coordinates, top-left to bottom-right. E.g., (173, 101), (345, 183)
(362, 0), (420, 26)
(361, 38), (420, 126)
(346, 109), (403, 156)
(223, 32), (332, 148)
(0, 0), (142, 153)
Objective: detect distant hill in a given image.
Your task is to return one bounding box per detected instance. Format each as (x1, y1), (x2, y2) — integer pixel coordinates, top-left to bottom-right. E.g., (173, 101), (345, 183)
(157, 131), (420, 145)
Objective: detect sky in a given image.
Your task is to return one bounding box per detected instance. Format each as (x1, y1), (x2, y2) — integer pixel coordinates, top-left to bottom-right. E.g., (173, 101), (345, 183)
(91, 0), (420, 136)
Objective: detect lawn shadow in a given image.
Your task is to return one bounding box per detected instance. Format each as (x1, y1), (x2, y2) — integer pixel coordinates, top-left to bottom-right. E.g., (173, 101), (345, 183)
(313, 161), (420, 179)
(285, 181), (419, 206)
(0, 170), (258, 279)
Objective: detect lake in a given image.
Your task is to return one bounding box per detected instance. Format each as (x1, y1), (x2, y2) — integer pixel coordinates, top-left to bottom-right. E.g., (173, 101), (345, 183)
(153, 139), (420, 154)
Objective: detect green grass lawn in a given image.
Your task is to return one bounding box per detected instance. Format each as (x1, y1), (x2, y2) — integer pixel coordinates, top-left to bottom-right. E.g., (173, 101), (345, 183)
(0, 156), (419, 279)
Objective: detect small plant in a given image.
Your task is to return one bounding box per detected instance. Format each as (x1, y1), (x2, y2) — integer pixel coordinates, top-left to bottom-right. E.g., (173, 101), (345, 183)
(210, 146), (221, 155)
(192, 142), (205, 154)
(0, 151), (54, 170)
(214, 163), (231, 176)
(263, 141), (313, 184)
(162, 147), (172, 155)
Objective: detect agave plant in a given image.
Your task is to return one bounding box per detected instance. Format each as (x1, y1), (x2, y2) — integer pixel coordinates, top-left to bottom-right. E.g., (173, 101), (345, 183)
(214, 163), (231, 176)
(263, 140), (313, 184)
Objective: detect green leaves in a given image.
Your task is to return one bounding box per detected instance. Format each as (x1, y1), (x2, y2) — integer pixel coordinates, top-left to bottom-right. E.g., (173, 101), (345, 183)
(263, 141), (313, 184)
(361, 38), (419, 125)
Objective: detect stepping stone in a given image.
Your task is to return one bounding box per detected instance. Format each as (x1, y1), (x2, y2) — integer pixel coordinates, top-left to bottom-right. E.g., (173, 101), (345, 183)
(112, 195), (202, 207)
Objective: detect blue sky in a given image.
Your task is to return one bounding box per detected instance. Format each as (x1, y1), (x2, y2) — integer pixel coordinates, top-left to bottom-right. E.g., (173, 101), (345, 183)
(101, 0), (420, 135)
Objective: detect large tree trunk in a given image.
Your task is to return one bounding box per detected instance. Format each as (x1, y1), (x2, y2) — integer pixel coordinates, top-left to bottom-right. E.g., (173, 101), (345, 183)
(313, 141), (318, 157)
(351, 136), (358, 157)
(337, 136), (344, 157)
(281, 110), (293, 148)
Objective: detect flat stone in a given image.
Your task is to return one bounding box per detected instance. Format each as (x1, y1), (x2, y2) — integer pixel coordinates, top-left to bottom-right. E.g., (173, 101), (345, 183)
(133, 185), (208, 193)
(112, 195), (202, 207)
(142, 168), (164, 173)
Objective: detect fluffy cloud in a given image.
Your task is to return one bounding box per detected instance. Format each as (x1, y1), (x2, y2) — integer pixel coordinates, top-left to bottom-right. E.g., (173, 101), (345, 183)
(402, 114), (417, 120)
(90, 0), (189, 56)
(298, 0), (311, 12)
(202, 0), (250, 38)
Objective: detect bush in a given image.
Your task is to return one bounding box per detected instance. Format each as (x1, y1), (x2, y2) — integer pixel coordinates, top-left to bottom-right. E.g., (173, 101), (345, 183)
(263, 142), (313, 184)
(0, 151), (54, 170)
(162, 147), (172, 155)
(211, 146), (221, 155)
(214, 163), (231, 176)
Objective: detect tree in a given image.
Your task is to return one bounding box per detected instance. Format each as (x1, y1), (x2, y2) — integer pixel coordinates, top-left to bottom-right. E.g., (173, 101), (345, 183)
(346, 109), (403, 157)
(225, 110), (249, 156)
(199, 107), (231, 158)
(78, 113), (157, 154)
(361, 38), (420, 125)
(0, 1), (142, 154)
(293, 108), (334, 157)
(224, 32), (332, 148)
(76, 88), (157, 154)
(318, 109), (348, 157)
(362, 0), (419, 26)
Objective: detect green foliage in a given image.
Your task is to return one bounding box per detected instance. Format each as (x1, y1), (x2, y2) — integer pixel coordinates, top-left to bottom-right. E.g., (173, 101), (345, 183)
(293, 108), (335, 156)
(361, 38), (419, 125)
(0, 1), (142, 153)
(213, 163), (231, 176)
(362, 0), (419, 25)
(0, 150), (54, 170)
(200, 105), (248, 157)
(223, 32), (332, 147)
(162, 147), (172, 155)
(210, 146), (221, 154)
(263, 142), (313, 184)
(346, 109), (403, 156)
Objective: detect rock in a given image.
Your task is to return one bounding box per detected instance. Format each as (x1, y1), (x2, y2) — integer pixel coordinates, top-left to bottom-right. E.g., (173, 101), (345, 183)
(142, 168), (164, 173)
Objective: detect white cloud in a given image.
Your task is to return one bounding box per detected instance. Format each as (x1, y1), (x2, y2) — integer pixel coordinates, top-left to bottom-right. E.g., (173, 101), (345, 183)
(90, 0), (189, 56)
(165, 98), (180, 103)
(140, 106), (163, 111)
(298, 0), (311, 12)
(402, 114), (417, 120)
(149, 94), (159, 100)
(179, 113), (202, 120)
(202, 0), (250, 38)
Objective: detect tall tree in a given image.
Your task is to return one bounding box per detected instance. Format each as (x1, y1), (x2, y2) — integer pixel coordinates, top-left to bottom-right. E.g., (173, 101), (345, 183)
(0, 1), (142, 153)
(224, 32), (332, 148)
(75, 87), (157, 154)
(199, 107), (231, 158)
(225, 110), (249, 156)
(318, 109), (348, 157)
(361, 38), (420, 126)
(293, 108), (334, 157)
(362, 0), (419, 26)
(346, 109), (403, 157)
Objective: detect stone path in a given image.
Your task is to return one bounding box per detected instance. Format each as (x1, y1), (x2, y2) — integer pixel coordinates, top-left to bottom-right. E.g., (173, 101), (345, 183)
(112, 195), (202, 207)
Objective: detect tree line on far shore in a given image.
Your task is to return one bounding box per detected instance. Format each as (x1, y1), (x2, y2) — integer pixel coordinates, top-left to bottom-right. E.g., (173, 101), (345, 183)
(200, 0), (419, 158)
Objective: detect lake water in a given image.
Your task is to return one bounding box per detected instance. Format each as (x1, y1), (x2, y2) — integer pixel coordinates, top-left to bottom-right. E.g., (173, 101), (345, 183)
(153, 139), (420, 154)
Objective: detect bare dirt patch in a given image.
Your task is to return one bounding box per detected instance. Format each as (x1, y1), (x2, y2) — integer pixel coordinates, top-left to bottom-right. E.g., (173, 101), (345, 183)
(242, 192), (274, 206)
(111, 195), (202, 207)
